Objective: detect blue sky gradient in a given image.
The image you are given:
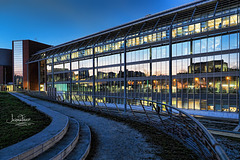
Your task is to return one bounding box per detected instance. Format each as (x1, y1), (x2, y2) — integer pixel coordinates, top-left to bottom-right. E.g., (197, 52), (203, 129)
(0, 0), (194, 49)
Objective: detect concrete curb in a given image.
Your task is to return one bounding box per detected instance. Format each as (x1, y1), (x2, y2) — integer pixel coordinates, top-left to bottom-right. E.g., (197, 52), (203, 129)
(51, 118), (80, 160)
(0, 92), (69, 160)
(79, 123), (91, 160)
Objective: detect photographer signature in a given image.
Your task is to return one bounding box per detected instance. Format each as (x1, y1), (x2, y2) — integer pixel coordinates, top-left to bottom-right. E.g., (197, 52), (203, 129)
(6, 114), (34, 126)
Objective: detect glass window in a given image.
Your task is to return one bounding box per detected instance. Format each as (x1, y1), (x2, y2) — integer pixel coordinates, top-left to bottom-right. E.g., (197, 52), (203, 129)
(195, 23), (201, 33)
(47, 65), (52, 73)
(222, 16), (229, 28)
(182, 59), (189, 74)
(183, 26), (188, 36)
(230, 33), (238, 49)
(222, 34), (229, 50)
(136, 37), (140, 45)
(143, 36), (148, 43)
(72, 61), (78, 70)
(177, 43), (182, 56)
(230, 14), (238, 26)
(214, 55), (222, 72)
(207, 77), (214, 94)
(172, 60), (176, 75)
(193, 40), (200, 54)
(177, 27), (182, 37)
(162, 31), (166, 39)
(172, 29), (177, 38)
(229, 53), (238, 71)
(157, 47), (161, 59)
(222, 54), (229, 72)
(215, 18), (222, 29)
(152, 33), (156, 42)
(54, 63), (64, 72)
(208, 56), (214, 73)
(152, 48), (157, 59)
(72, 71), (79, 81)
(189, 24), (194, 34)
(208, 37), (214, 52)
(182, 42), (189, 55)
(162, 46), (167, 58)
(194, 58), (201, 73)
(201, 21), (208, 32)
(215, 36), (221, 51)
(156, 32), (161, 41)
(148, 34), (152, 42)
(201, 57), (207, 73)
(208, 19), (214, 31)
(201, 38), (207, 53)
(172, 44), (177, 57)
(176, 60), (182, 75)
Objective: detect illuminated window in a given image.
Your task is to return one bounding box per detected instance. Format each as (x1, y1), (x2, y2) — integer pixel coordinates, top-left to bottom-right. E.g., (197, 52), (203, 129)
(148, 34), (152, 42)
(47, 65), (52, 73)
(189, 24), (194, 34)
(162, 31), (166, 39)
(172, 29), (177, 38)
(139, 36), (144, 44)
(215, 18), (222, 29)
(208, 19), (214, 31)
(156, 32), (161, 41)
(195, 23), (201, 33)
(201, 21), (208, 32)
(132, 38), (136, 46)
(177, 27), (182, 36)
(136, 37), (140, 45)
(183, 26), (188, 35)
(222, 16), (229, 28)
(144, 36), (148, 43)
(47, 59), (52, 64)
(127, 39), (131, 47)
(152, 33), (156, 42)
(230, 14), (237, 26)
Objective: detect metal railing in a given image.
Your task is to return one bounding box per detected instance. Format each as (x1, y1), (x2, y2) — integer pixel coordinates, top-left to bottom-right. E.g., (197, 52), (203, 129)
(26, 91), (229, 160)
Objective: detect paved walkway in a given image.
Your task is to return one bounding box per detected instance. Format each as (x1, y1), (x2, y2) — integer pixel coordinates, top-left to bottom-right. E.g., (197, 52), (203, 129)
(15, 93), (159, 160)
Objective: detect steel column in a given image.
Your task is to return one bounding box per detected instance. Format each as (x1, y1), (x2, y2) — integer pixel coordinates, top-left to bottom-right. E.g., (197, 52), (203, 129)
(52, 57), (54, 88)
(189, 7), (197, 23)
(124, 39), (127, 112)
(38, 61), (40, 92)
(169, 26), (173, 106)
(70, 52), (72, 103)
(92, 47), (96, 107)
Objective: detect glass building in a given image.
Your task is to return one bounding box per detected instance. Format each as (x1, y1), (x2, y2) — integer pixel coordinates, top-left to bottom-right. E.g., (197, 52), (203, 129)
(28, 0), (240, 118)
(13, 40), (23, 90)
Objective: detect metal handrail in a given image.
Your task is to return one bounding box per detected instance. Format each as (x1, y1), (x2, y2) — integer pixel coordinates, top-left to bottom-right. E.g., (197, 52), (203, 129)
(26, 91), (229, 160)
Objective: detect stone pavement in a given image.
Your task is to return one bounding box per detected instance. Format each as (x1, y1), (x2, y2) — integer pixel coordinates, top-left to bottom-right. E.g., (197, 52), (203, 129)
(14, 93), (160, 160)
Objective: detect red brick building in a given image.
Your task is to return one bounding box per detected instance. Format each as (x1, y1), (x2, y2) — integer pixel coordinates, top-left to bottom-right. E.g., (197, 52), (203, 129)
(12, 40), (51, 91)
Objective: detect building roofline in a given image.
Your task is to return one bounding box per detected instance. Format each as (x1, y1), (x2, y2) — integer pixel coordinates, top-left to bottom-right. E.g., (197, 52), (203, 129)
(34, 0), (215, 55)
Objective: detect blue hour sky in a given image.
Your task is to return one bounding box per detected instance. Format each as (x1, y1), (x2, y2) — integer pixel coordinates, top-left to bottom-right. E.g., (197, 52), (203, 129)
(0, 0), (194, 49)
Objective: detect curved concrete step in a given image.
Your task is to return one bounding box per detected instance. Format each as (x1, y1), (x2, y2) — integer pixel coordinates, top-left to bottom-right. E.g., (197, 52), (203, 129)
(0, 92), (69, 160)
(34, 118), (80, 160)
(65, 122), (91, 160)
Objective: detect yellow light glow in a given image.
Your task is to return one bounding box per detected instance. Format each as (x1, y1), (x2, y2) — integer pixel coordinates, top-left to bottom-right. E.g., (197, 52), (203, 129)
(195, 78), (199, 81)
(226, 76), (231, 80)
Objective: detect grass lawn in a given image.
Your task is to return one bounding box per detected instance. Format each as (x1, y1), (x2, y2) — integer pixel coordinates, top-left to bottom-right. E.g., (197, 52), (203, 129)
(0, 92), (51, 149)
